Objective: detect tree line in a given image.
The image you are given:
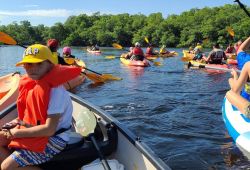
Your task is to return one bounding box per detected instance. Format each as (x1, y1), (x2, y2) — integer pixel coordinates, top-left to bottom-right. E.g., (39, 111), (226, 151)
(0, 4), (250, 48)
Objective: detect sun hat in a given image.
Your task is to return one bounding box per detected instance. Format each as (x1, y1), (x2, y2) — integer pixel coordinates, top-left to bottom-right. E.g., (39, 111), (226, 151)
(63, 46), (71, 55)
(16, 44), (56, 66)
(47, 39), (59, 48)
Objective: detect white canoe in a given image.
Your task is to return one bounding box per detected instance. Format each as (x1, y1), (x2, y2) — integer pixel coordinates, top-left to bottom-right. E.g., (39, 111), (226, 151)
(0, 93), (171, 170)
(222, 97), (250, 159)
(0, 72), (20, 112)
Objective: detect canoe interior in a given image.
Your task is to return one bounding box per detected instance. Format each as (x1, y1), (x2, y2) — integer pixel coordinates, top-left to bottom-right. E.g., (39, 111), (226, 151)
(0, 94), (170, 170)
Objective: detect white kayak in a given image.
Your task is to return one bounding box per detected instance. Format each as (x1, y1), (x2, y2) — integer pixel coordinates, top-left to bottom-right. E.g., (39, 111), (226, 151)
(0, 93), (171, 170)
(222, 97), (250, 159)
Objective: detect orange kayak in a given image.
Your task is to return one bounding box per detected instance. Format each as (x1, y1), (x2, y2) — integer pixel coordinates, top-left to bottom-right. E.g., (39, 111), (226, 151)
(0, 72), (20, 111)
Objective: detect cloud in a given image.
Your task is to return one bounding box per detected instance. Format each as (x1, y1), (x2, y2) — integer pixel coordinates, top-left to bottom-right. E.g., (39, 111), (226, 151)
(0, 9), (73, 17)
(23, 4), (39, 8)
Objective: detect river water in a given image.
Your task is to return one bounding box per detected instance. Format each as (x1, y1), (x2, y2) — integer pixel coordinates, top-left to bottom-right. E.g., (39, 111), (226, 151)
(1, 46), (249, 170)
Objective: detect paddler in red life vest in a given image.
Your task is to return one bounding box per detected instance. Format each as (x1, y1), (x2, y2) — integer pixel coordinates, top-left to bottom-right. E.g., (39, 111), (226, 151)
(146, 43), (157, 55)
(130, 42), (145, 61)
(0, 44), (82, 169)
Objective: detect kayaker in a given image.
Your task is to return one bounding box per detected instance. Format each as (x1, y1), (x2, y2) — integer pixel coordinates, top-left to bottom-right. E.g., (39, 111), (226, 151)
(235, 36), (250, 100)
(226, 62), (250, 118)
(225, 43), (236, 59)
(130, 42), (145, 61)
(0, 44), (82, 169)
(91, 44), (99, 51)
(47, 39), (69, 65)
(202, 43), (227, 64)
(124, 47), (133, 59)
(225, 43), (236, 54)
(63, 46), (75, 58)
(192, 43), (203, 59)
(146, 44), (157, 55)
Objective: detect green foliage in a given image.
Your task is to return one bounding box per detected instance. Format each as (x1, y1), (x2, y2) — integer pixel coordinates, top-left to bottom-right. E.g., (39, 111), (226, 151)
(0, 4), (249, 48)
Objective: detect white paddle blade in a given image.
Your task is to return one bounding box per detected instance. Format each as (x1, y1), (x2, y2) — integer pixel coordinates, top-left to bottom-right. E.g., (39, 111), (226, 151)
(75, 110), (97, 136)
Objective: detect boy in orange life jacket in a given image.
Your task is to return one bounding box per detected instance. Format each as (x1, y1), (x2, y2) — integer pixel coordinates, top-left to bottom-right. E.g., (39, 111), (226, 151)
(0, 44), (81, 169)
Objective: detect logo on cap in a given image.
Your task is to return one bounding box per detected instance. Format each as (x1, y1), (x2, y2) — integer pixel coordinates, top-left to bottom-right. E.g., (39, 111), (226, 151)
(24, 47), (39, 57)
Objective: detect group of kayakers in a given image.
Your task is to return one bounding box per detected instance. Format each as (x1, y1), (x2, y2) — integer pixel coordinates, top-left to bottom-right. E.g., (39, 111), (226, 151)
(185, 35), (250, 120)
(187, 42), (238, 64)
(123, 42), (173, 61)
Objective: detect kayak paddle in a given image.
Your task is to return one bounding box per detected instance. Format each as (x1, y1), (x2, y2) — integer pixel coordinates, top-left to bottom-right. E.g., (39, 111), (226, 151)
(227, 26), (235, 37)
(0, 32), (26, 48)
(75, 109), (111, 170)
(144, 37), (149, 44)
(73, 58), (122, 83)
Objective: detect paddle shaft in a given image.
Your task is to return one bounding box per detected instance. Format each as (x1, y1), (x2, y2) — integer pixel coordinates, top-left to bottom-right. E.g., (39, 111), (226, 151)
(89, 134), (111, 170)
(82, 67), (102, 75)
(18, 44), (27, 48)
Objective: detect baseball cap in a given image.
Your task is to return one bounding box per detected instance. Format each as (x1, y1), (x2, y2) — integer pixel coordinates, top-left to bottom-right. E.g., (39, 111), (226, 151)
(16, 44), (56, 66)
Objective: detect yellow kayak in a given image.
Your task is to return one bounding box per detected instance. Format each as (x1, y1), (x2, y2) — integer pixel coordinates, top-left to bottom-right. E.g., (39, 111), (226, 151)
(120, 57), (150, 67)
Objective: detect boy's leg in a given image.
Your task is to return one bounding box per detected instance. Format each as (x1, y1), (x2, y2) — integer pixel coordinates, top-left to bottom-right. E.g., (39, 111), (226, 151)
(0, 131), (11, 162)
(1, 156), (42, 170)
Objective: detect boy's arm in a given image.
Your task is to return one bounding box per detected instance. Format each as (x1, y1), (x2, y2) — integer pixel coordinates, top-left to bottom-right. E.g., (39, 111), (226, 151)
(8, 114), (61, 138)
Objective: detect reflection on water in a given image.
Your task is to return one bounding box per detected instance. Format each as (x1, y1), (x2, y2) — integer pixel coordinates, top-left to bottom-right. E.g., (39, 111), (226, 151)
(125, 66), (145, 79)
(2, 46), (250, 169)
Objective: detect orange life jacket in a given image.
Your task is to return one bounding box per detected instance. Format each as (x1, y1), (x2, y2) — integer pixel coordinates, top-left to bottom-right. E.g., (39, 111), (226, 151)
(8, 65), (82, 152)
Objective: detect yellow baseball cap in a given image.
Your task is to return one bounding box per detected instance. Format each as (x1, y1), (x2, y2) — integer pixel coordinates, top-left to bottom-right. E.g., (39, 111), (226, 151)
(16, 44), (57, 66)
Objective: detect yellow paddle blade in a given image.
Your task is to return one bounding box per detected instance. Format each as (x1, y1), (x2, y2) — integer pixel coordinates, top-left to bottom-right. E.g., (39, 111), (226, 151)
(0, 32), (17, 45)
(64, 58), (75, 65)
(105, 56), (116, 59)
(153, 61), (163, 66)
(101, 74), (122, 81)
(144, 37), (149, 44)
(227, 26), (235, 37)
(75, 59), (85, 67)
(181, 57), (192, 62)
(112, 43), (123, 49)
(84, 73), (105, 83)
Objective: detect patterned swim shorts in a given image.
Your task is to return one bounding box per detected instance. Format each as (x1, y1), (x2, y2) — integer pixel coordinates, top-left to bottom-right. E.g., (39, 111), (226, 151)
(11, 136), (67, 167)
